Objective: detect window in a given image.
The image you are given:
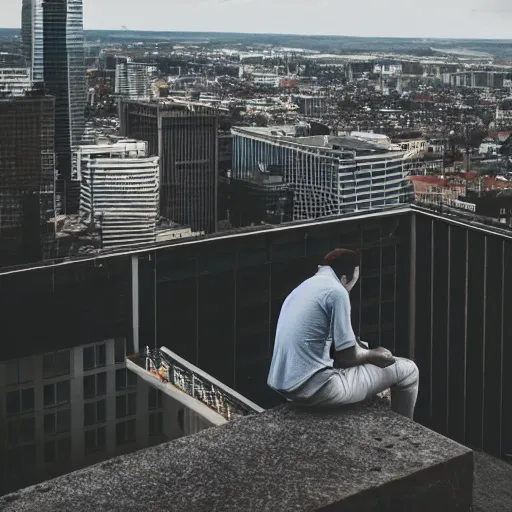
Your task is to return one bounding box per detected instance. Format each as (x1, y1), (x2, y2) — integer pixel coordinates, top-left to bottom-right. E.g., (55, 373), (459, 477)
(83, 343), (107, 371)
(44, 409), (71, 435)
(83, 372), (107, 400)
(148, 387), (163, 410)
(6, 388), (35, 415)
(116, 393), (137, 419)
(84, 427), (106, 455)
(7, 417), (35, 446)
(84, 399), (107, 427)
(116, 419), (136, 446)
(43, 351), (70, 380)
(115, 368), (137, 392)
(4, 358), (33, 386)
(43, 380), (70, 408)
(149, 412), (163, 436)
(44, 437), (71, 464)
(114, 338), (125, 363)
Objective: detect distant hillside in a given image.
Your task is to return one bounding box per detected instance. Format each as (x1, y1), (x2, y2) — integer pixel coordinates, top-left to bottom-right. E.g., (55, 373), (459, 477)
(2, 27), (512, 57)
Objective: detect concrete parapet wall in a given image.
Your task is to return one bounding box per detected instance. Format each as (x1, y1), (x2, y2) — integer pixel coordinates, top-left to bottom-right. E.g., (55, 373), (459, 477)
(0, 400), (473, 512)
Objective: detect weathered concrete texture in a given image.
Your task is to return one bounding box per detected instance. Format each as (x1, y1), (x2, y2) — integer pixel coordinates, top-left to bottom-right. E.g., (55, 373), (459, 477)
(474, 451), (512, 512)
(0, 401), (473, 512)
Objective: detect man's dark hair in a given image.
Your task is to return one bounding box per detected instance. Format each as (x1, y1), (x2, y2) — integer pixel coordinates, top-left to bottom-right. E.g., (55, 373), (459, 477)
(321, 249), (360, 281)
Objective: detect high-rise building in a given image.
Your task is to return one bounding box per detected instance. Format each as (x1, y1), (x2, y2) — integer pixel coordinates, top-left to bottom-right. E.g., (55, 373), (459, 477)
(76, 140), (159, 249)
(232, 125), (421, 220)
(22, 0), (86, 200)
(119, 99), (218, 234)
(115, 57), (156, 100)
(0, 92), (56, 267)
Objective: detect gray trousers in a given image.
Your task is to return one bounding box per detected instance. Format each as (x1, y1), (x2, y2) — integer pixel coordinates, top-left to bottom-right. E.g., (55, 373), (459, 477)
(286, 357), (419, 419)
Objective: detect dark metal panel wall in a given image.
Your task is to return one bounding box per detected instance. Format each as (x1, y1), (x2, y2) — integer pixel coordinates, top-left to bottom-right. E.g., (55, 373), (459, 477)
(431, 221), (450, 436)
(502, 242), (512, 459)
(446, 224), (467, 444)
(413, 213), (511, 460)
(482, 235), (504, 455)
(413, 214), (433, 428)
(0, 256), (132, 362)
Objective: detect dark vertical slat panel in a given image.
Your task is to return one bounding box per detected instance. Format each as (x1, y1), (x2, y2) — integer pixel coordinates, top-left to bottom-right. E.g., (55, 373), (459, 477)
(447, 225), (467, 444)
(414, 214), (433, 426)
(501, 241), (512, 460)
(482, 236), (503, 456)
(395, 214), (411, 358)
(156, 247), (198, 365)
(431, 221), (449, 436)
(465, 230), (486, 449)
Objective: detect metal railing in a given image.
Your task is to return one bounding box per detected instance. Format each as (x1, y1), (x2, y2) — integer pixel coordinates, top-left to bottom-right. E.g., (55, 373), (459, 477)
(140, 347), (260, 421)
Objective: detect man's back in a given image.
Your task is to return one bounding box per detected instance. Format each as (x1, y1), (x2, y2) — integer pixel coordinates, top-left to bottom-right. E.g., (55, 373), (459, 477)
(267, 266), (355, 397)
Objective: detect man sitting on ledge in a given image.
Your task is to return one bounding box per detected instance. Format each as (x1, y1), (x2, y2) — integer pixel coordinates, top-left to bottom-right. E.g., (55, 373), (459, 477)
(268, 249), (419, 419)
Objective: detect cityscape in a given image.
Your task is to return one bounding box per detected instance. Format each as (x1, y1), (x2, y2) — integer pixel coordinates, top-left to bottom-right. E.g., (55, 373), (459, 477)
(1, 0), (512, 509)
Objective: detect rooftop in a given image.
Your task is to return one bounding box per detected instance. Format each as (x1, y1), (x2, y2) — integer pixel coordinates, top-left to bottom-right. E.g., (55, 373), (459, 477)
(232, 125), (397, 154)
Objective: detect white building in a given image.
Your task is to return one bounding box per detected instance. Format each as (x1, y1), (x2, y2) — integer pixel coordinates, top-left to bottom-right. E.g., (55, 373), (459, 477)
(115, 57), (157, 100)
(374, 64), (403, 76)
(251, 72), (280, 88)
(0, 68), (32, 96)
(76, 140), (159, 249)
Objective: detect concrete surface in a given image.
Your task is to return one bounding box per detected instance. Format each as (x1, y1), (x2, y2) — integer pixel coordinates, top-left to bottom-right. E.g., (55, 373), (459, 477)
(0, 400), (473, 512)
(474, 451), (512, 512)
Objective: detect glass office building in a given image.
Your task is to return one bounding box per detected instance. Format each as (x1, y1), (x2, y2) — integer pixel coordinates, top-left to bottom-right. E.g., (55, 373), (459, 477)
(22, 0), (86, 189)
(232, 125), (419, 220)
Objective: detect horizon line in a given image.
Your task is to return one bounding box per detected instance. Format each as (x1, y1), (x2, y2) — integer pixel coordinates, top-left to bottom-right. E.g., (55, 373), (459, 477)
(1, 26), (512, 42)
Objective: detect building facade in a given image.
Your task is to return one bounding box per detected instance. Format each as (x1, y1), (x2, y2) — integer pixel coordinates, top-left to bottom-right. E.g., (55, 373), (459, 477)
(0, 339), (172, 495)
(22, 0), (86, 193)
(0, 68), (32, 97)
(119, 99), (219, 234)
(231, 125), (418, 220)
(228, 170), (294, 227)
(0, 93), (56, 267)
(115, 57), (156, 100)
(77, 141), (159, 249)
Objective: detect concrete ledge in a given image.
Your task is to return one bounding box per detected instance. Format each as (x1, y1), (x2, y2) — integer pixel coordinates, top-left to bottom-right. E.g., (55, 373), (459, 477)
(0, 400), (473, 512)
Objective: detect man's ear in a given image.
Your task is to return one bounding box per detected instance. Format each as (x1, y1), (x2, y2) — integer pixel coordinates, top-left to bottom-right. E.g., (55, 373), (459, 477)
(340, 275), (348, 286)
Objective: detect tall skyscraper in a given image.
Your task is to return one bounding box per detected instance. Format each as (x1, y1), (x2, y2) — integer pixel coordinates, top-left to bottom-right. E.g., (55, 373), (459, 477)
(119, 99), (219, 234)
(0, 92), (56, 267)
(21, 0), (86, 206)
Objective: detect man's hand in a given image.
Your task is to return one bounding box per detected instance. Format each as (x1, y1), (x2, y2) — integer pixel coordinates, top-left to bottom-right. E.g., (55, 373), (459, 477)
(368, 347), (396, 368)
(341, 266), (360, 293)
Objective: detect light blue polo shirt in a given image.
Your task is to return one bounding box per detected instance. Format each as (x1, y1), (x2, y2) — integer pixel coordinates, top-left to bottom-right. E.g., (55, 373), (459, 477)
(267, 265), (356, 398)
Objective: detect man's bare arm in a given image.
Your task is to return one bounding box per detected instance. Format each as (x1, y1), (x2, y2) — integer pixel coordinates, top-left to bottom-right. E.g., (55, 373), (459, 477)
(335, 344), (395, 369)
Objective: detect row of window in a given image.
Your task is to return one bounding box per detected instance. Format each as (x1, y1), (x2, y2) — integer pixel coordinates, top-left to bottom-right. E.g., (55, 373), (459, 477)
(6, 388), (163, 443)
(3, 339), (126, 387)
(7, 412), (164, 458)
(6, 414), (164, 468)
(84, 413), (164, 455)
(5, 369), (141, 415)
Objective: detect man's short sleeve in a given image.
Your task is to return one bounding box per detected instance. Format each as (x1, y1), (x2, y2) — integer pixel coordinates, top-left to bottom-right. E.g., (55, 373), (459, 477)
(329, 287), (356, 352)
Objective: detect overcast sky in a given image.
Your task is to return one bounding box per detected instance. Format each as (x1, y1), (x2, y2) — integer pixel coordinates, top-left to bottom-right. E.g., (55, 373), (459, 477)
(2, 0), (512, 39)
